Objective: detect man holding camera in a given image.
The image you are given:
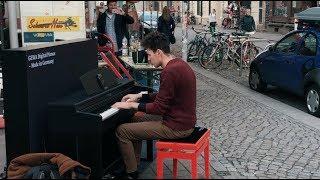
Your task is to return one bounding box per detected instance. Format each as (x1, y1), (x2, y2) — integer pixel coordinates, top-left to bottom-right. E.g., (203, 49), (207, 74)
(97, 1), (134, 55)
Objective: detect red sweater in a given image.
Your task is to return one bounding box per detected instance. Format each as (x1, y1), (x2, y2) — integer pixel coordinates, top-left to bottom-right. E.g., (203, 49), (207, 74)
(138, 58), (196, 131)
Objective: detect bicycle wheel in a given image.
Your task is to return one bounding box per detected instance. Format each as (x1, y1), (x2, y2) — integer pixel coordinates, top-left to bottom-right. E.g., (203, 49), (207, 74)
(242, 44), (260, 67)
(196, 42), (208, 62)
(199, 44), (224, 69)
(187, 42), (199, 62)
(227, 44), (241, 68)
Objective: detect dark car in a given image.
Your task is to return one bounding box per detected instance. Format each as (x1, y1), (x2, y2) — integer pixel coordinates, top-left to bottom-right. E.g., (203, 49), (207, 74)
(249, 29), (320, 117)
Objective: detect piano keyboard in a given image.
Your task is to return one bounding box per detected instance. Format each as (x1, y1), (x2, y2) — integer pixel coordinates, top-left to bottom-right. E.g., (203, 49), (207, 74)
(100, 107), (119, 121)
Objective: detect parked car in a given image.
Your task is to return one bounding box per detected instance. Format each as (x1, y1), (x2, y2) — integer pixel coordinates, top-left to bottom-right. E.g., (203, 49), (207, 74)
(249, 29), (320, 117)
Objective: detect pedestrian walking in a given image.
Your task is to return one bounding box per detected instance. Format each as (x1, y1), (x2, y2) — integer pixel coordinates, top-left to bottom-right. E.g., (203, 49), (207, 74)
(96, 1), (134, 55)
(239, 9), (256, 33)
(157, 6), (176, 44)
(209, 9), (217, 33)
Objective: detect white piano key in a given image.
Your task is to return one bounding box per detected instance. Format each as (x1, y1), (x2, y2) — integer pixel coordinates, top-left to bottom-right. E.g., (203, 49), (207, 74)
(100, 107), (119, 121)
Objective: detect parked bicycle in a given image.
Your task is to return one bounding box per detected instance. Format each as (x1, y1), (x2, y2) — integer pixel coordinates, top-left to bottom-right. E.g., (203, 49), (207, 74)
(187, 26), (212, 62)
(199, 31), (261, 69)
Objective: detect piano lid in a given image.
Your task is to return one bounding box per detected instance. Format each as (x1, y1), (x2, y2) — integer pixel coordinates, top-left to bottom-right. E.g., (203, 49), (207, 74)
(48, 78), (135, 109)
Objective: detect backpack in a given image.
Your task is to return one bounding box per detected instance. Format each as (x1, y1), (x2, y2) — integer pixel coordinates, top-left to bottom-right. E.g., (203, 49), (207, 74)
(23, 163), (62, 179)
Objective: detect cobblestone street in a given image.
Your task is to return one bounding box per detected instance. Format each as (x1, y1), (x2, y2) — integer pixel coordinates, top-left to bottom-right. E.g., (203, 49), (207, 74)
(137, 27), (320, 178)
(137, 63), (320, 179)
(193, 66), (320, 179)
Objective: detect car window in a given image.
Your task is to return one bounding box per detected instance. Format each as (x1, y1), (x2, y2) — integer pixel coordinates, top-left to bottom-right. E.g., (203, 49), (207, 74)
(275, 32), (306, 54)
(298, 33), (317, 56)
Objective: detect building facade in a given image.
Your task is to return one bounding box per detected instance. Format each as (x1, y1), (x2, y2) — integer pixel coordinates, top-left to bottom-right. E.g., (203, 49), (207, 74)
(186, 1), (319, 33)
(265, 1), (319, 33)
(187, 1), (265, 30)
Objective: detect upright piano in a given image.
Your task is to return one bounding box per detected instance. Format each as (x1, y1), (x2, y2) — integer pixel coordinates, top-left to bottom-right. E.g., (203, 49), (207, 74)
(47, 72), (151, 178)
(2, 37), (151, 179)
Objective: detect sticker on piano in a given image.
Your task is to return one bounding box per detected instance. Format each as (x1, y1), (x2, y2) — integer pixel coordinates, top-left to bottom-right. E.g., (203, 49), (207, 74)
(27, 51), (56, 69)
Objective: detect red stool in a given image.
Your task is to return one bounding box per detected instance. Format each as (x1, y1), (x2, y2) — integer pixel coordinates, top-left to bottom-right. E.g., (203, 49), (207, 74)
(156, 127), (210, 179)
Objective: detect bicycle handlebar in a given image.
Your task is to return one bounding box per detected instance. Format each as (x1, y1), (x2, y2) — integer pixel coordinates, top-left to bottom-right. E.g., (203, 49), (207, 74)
(191, 26), (210, 34)
(213, 32), (230, 36)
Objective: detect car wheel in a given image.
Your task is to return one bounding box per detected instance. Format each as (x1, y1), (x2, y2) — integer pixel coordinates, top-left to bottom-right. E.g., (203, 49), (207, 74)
(249, 66), (267, 92)
(305, 85), (320, 117)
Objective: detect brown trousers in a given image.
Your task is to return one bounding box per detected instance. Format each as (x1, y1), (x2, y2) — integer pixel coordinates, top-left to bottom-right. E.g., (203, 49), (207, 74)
(115, 111), (194, 173)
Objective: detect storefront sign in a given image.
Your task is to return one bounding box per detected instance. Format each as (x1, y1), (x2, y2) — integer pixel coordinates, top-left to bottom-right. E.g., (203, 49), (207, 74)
(20, 1), (86, 47)
(24, 32), (54, 43)
(26, 16), (80, 32)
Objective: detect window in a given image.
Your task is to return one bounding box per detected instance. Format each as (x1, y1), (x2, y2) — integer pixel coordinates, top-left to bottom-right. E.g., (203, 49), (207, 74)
(197, 1), (202, 16)
(259, 1), (263, 24)
(275, 32), (306, 53)
(265, 1), (271, 22)
(209, 1), (211, 15)
(273, 1), (288, 17)
(299, 33), (317, 56)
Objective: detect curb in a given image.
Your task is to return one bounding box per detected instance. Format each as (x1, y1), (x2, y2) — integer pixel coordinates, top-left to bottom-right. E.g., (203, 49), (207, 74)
(0, 116), (4, 129)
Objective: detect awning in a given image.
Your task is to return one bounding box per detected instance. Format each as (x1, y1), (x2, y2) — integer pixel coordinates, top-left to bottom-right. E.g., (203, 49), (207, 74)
(294, 7), (320, 21)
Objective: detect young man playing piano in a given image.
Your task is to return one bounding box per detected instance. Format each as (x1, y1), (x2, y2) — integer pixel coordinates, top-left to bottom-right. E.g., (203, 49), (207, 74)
(111, 31), (197, 179)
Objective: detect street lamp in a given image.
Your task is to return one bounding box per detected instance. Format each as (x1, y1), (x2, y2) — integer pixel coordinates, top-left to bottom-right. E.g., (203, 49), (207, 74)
(182, 1), (188, 61)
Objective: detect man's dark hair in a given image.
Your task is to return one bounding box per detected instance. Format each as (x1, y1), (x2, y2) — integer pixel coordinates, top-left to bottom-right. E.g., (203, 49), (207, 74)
(107, 1), (117, 5)
(142, 32), (170, 54)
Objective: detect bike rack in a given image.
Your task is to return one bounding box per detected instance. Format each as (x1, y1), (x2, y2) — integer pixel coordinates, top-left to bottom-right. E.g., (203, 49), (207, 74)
(239, 38), (276, 76)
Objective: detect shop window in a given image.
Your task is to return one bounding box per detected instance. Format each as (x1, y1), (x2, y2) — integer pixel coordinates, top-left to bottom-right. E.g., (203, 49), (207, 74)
(273, 1), (288, 17)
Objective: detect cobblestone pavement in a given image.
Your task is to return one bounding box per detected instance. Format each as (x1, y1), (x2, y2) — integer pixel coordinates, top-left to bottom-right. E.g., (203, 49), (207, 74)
(136, 65), (320, 179)
(139, 29), (320, 179)
(192, 68), (320, 179)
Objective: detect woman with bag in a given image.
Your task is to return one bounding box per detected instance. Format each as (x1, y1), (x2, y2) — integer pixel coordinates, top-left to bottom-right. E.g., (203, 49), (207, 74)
(157, 6), (176, 44)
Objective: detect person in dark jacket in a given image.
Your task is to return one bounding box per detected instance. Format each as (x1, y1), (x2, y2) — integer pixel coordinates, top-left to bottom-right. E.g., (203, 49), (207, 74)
(157, 6), (176, 44)
(96, 1), (134, 55)
(239, 9), (256, 33)
(122, 3), (130, 45)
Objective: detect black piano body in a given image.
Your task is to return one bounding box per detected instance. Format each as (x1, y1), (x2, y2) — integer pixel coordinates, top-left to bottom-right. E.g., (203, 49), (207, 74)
(47, 78), (151, 178)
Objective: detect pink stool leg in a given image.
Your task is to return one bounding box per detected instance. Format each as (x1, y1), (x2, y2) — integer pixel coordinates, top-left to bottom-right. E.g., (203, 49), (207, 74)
(204, 140), (210, 179)
(157, 156), (164, 179)
(191, 156), (198, 179)
(173, 158), (178, 179)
